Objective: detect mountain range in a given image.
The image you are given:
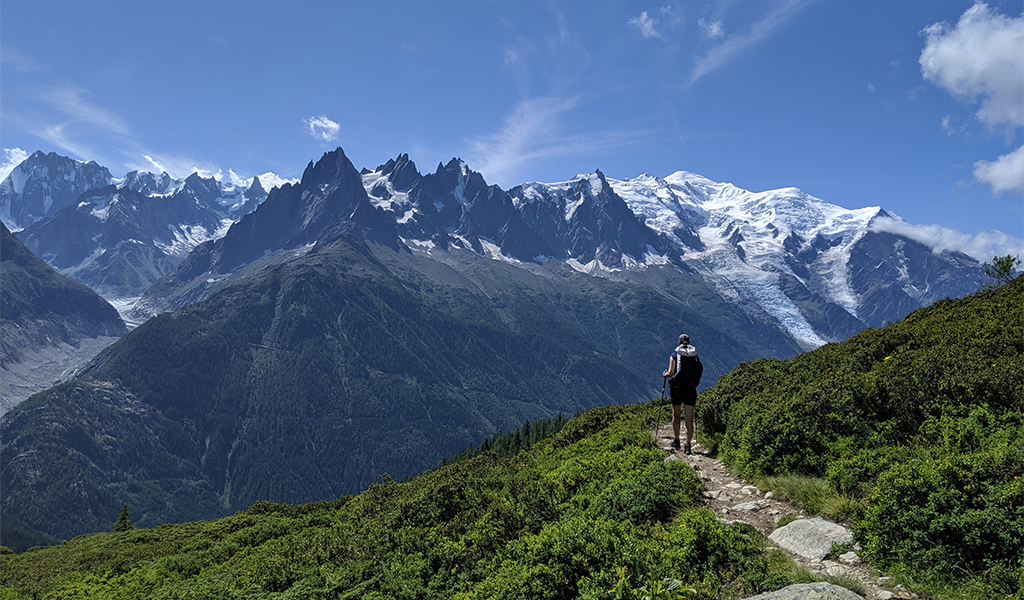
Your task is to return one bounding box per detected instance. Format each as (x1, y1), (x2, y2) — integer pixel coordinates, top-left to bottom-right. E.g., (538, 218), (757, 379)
(0, 147), (987, 544)
(134, 149), (983, 349)
(1, 151), (277, 298)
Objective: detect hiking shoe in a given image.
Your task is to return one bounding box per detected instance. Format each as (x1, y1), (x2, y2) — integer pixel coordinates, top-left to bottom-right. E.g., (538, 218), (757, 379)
(671, 438), (681, 450)
(684, 442), (691, 455)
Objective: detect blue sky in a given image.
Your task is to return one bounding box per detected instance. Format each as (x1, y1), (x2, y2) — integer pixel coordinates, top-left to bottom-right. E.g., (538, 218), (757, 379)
(2, 0), (1022, 259)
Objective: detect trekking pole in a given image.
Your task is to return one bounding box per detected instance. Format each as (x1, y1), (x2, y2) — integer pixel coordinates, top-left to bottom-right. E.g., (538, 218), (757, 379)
(658, 376), (666, 441)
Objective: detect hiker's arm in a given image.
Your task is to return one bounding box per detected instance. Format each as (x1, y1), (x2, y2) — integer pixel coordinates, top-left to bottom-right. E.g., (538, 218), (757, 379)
(663, 356), (676, 378)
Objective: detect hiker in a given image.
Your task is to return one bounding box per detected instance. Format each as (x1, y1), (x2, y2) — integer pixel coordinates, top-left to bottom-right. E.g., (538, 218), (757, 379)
(663, 334), (703, 454)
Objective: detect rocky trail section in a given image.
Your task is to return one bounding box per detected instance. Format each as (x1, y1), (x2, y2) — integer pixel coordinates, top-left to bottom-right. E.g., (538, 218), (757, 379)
(653, 428), (916, 600)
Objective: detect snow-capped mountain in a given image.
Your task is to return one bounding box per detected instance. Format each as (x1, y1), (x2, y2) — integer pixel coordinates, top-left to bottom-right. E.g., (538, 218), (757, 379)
(360, 157), (979, 348)
(2, 153), (289, 297)
(0, 151), (113, 230)
(136, 148), (983, 350)
(353, 155), (982, 348)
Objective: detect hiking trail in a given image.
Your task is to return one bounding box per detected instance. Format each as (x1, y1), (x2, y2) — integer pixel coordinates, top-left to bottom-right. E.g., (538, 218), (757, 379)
(652, 426), (916, 600)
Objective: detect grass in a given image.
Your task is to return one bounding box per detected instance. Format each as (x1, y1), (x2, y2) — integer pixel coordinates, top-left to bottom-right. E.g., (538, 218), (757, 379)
(757, 475), (863, 522)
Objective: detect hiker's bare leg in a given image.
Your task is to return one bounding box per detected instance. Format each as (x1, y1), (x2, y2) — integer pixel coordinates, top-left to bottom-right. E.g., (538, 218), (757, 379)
(672, 404), (681, 439)
(683, 404), (694, 444)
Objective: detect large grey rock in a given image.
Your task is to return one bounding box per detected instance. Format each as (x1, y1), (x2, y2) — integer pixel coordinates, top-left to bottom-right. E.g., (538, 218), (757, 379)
(768, 517), (853, 561)
(741, 582), (864, 600)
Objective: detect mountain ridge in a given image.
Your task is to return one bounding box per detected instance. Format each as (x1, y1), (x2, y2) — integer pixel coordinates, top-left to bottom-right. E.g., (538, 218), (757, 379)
(130, 147), (985, 350)
(2, 152), (291, 297)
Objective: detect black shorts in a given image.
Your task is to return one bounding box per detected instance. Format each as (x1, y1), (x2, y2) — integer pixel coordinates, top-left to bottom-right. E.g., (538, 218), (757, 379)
(669, 383), (697, 406)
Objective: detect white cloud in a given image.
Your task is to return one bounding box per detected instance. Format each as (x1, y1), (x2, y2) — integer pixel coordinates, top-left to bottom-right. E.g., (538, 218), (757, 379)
(304, 115), (341, 143)
(688, 0), (816, 86)
(39, 85), (133, 136)
(920, 2), (1024, 130)
(920, 2), (1024, 196)
(698, 18), (725, 40)
(124, 152), (220, 180)
(629, 11), (663, 40)
(629, 8), (680, 41)
(465, 96), (651, 187)
(871, 215), (1024, 262)
(0, 148), (29, 181)
(973, 144), (1024, 196)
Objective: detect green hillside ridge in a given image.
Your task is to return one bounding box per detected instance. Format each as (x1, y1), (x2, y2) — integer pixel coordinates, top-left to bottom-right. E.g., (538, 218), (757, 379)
(2, 277), (1020, 599)
(0, 404), (811, 600)
(699, 275), (1023, 596)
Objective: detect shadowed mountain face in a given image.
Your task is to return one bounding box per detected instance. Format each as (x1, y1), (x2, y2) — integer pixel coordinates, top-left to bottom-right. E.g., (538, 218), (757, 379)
(0, 154), (801, 543)
(0, 222), (126, 412)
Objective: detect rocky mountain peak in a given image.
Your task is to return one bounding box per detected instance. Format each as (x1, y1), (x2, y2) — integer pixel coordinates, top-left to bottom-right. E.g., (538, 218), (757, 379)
(244, 176), (265, 199)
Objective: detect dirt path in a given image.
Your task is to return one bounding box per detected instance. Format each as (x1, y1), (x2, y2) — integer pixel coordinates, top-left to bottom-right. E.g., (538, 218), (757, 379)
(652, 426), (914, 600)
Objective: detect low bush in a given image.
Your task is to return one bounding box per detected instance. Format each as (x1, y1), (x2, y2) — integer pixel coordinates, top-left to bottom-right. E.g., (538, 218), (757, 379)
(697, 276), (1024, 597)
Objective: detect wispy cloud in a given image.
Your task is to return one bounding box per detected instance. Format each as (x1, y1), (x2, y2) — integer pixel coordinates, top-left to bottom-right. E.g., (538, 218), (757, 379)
(629, 7), (681, 41)
(304, 115), (340, 144)
(871, 215), (1024, 262)
(125, 153), (221, 179)
(465, 96), (651, 187)
(698, 18), (725, 40)
(688, 0), (816, 86)
(630, 11), (663, 40)
(38, 85), (133, 136)
(920, 2), (1023, 197)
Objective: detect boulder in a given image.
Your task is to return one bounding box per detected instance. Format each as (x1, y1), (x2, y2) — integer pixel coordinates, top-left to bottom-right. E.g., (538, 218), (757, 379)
(768, 517), (853, 562)
(740, 582), (864, 600)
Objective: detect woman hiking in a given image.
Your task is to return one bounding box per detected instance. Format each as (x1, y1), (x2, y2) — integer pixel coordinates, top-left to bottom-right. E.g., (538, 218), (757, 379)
(663, 334), (703, 454)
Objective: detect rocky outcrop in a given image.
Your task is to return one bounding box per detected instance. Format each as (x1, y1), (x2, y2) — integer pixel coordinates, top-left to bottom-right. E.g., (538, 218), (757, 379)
(740, 582), (864, 600)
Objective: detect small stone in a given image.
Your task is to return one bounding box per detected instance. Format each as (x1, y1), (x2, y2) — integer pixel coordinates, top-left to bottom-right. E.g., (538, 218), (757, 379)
(878, 592), (894, 600)
(838, 551), (860, 565)
(764, 491), (774, 499)
(733, 501), (763, 512)
(769, 509), (779, 515)
(665, 454), (684, 463)
(741, 485), (758, 495)
(878, 576), (892, 584)
(725, 482), (743, 490)
(823, 560), (847, 577)
(722, 508), (730, 514)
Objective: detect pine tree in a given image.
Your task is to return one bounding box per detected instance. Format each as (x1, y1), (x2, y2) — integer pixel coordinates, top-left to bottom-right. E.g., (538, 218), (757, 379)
(113, 504), (134, 532)
(980, 254), (1021, 290)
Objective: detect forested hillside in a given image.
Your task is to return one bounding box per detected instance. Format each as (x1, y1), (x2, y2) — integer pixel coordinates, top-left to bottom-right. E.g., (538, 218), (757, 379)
(0, 403), (824, 599)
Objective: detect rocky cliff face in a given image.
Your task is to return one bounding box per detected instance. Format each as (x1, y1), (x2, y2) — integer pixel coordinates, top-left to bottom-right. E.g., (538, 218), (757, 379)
(0, 151), (113, 230)
(0, 222), (126, 412)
